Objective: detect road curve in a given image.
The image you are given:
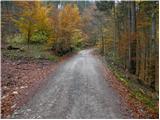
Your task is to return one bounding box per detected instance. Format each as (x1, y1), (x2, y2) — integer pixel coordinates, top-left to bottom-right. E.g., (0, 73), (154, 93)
(12, 49), (130, 119)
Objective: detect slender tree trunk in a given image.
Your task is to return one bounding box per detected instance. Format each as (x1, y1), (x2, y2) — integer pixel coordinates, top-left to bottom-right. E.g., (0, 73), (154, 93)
(127, 1), (131, 72)
(100, 23), (104, 55)
(155, 41), (159, 91)
(130, 1), (136, 74)
(27, 29), (30, 50)
(113, 2), (116, 59)
(136, 5), (140, 79)
(146, 28), (150, 84)
(150, 12), (156, 89)
(27, 22), (31, 50)
(144, 29), (147, 82)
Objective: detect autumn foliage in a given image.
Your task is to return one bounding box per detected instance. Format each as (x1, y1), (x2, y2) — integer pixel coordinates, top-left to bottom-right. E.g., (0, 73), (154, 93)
(48, 4), (84, 55)
(11, 1), (86, 55)
(96, 1), (159, 90)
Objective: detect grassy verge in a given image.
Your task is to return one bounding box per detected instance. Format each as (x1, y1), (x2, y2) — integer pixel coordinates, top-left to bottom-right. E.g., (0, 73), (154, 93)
(3, 34), (84, 61)
(2, 44), (59, 62)
(106, 63), (158, 112)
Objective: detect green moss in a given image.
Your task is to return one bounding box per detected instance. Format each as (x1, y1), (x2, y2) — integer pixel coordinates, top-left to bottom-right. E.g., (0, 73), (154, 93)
(131, 90), (156, 109)
(106, 61), (158, 111)
(107, 64), (129, 86)
(47, 55), (58, 62)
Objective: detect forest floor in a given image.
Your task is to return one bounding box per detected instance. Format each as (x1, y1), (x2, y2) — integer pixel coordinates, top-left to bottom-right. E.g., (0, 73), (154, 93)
(93, 51), (159, 118)
(1, 48), (159, 118)
(1, 48), (75, 118)
(11, 49), (131, 119)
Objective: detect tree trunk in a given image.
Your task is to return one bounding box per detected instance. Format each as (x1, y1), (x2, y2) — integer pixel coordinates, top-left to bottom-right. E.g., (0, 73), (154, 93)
(27, 23), (31, 50)
(113, 2), (116, 59)
(136, 4), (140, 79)
(100, 23), (104, 55)
(130, 1), (136, 74)
(127, 1), (131, 72)
(150, 12), (156, 89)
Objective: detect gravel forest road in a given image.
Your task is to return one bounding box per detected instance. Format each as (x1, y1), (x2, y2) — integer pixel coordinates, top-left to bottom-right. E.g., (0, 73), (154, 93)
(12, 49), (130, 119)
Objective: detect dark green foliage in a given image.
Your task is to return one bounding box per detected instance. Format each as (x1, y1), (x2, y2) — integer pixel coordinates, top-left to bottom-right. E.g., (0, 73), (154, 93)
(31, 31), (48, 44)
(96, 1), (114, 12)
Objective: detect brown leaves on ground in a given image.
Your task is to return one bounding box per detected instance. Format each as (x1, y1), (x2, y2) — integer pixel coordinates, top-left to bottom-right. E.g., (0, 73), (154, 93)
(1, 58), (58, 118)
(101, 62), (158, 119)
(1, 50), (76, 118)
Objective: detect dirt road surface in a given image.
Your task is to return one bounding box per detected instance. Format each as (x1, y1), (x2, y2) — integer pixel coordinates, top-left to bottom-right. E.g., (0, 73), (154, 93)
(12, 49), (131, 119)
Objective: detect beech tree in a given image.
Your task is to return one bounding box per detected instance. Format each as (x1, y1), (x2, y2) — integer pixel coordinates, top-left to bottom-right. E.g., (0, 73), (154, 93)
(48, 4), (83, 55)
(12, 2), (36, 48)
(12, 1), (52, 48)
(96, 1), (159, 90)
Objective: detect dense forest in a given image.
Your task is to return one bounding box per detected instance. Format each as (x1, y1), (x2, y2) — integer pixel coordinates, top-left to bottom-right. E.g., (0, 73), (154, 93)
(96, 1), (159, 91)
(1, 1), (159, 119)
